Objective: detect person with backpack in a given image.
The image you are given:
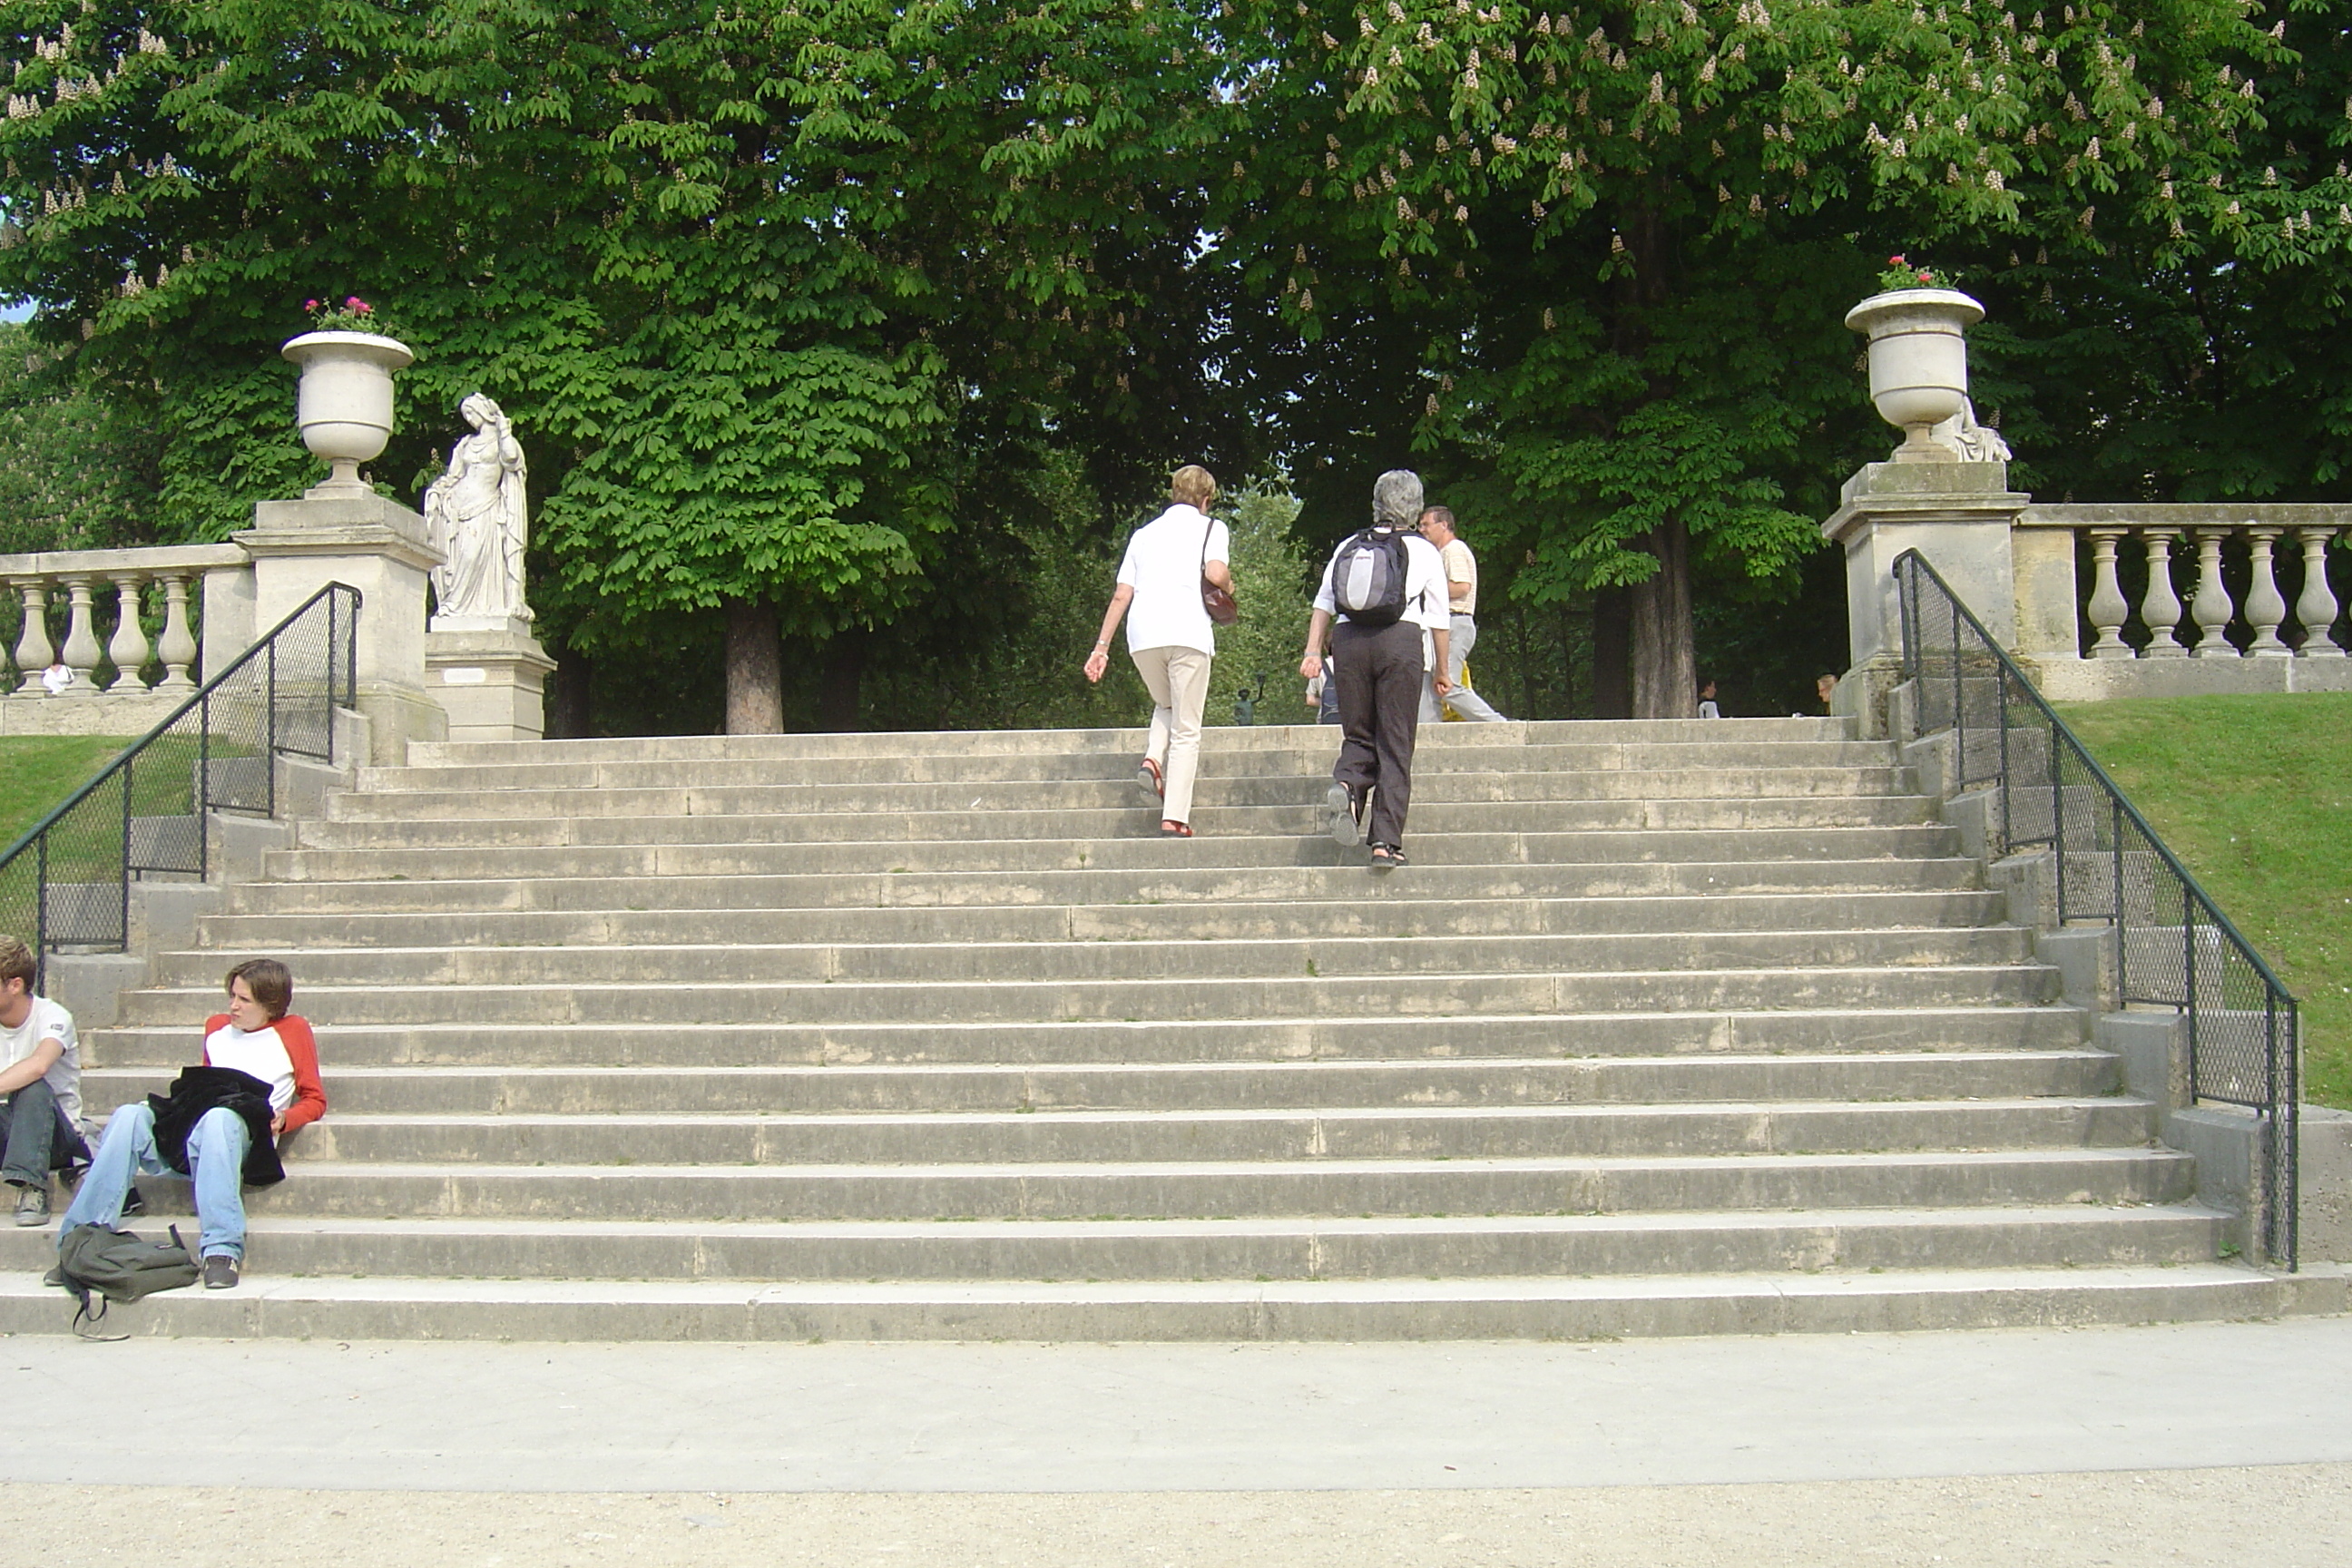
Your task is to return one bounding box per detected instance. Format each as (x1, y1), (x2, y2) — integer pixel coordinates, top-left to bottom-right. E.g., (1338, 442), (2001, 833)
(56, 958), (324, 1290)
(0, 936), (86, 1227)
(1083, 465), (1234, 838)
(1297, 469), (1452, 870)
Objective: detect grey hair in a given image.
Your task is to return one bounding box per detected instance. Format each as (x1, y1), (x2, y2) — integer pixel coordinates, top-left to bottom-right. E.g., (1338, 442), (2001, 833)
(1371, 469), (1424, 530)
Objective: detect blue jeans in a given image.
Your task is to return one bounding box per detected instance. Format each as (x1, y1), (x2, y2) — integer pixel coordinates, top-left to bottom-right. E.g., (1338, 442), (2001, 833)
(58, 1101), (252, 1260)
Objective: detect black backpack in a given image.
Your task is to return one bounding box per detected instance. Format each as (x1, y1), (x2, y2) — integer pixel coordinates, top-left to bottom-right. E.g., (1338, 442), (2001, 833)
(54, 1223), (201, 1339)
(1330, 528), (1412, 628)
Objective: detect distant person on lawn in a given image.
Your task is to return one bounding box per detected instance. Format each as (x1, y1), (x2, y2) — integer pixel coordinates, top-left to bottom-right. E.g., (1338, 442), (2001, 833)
(57, 958), (325, 1290)
(0, 937), (87, 1227)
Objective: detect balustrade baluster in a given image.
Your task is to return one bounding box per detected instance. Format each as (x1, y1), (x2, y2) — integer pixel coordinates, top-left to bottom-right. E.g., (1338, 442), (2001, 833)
(2295, 526), (2345, 657)
(11, 580), (52, 693)
(154, 571), (199, 690)
(2085, 527), (2132, 658)
(104, 573), (152, 691)
(2137, 532), (2188, 657)
(2188, 528), (2236, 656)
(2241, 526), (2291, 656)
(57, 575), (102, 696)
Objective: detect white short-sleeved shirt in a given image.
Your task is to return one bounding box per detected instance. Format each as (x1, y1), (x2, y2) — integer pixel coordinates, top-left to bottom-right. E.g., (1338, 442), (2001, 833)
(1116, 505), (1230, 657)
(1439, 538), (1479, 616)
(0, 995), (79, 1125)
(203, 1021), (298, 1114)
(1313, 531), (1451, 666)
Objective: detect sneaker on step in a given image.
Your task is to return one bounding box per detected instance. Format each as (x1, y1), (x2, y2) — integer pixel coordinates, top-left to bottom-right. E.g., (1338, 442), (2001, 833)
(1326, 782), (1363, 847)
(201, 1254), (240, 1290)
(12, 1183), (47, 1227)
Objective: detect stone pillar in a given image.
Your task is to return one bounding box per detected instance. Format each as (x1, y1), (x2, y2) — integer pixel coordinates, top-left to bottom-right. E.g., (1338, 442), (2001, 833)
(424, 616), (556, 744)
(1821, 460), (2031, 736)
(236, 489), (446, 765)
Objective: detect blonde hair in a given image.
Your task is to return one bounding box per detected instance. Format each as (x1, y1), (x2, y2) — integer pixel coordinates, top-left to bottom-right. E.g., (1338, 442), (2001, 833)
(1171, 466), (1218, 508)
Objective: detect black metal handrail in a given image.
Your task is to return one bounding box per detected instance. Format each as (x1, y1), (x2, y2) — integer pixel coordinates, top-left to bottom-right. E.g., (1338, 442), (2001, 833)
(0, 582), (361, 985)
(1894, 549), (2299, 1268)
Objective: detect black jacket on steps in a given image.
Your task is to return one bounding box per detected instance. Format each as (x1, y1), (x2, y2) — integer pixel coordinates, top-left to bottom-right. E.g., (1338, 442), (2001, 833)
(146, 1066), (286, 1187)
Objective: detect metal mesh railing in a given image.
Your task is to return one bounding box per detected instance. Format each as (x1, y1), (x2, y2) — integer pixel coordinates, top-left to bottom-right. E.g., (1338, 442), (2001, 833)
(1896, 550), (2299, 1268)
(0, 583), (360, 976)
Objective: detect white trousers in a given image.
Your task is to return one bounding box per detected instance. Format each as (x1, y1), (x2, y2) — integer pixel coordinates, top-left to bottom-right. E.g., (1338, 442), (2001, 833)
(1130, 645), (1212, 824)
(1434, 613), (1510, 722)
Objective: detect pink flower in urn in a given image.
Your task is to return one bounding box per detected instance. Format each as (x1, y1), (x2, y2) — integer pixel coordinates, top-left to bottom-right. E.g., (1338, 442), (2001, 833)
(1916, 269), (1933, 283)
(1887, 254), (1905, 266)
(304, 298), (318, 309)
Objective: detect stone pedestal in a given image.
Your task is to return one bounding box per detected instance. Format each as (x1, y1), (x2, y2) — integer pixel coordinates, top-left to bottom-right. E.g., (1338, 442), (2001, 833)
(425, 617), (555, 743)
(237, 485), (446, 765)
(1822, 460), (2030, 735)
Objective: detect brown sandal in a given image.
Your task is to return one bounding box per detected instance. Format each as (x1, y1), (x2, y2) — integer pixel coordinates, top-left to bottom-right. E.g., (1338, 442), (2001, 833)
(1160, 820), (1193, 838)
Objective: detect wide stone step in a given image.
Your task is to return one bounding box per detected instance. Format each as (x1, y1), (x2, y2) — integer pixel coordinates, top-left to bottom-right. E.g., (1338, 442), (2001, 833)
(399, 716), (1851, 766)
(147, 928), (2036, 989)
(0, 1261), (2298, 1342)
(0, 1206), (2219, 1285)
(73, 1097), (2155, 1167)
(217, 858), (1990, 916)
(90, 1005), (2092, 1068)
(74, 1146), (2197, 1220)
(190, 887), (2011, 950)
(259, 825), (1963, 882)
(79, 1049), (2122, 1113)
(339, 765), (1913, 809)
(304, 793), (1942, 842)
(109, 965), (2062, 1028)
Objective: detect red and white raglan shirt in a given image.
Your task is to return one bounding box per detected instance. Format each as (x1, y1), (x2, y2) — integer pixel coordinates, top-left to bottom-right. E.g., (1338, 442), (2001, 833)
(201, 1012), (327, 1134)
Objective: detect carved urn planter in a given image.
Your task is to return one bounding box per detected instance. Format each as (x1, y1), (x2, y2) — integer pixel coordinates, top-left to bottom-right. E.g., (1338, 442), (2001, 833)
(1844, 289), (1985, 462)
(281, 330), (415, 490)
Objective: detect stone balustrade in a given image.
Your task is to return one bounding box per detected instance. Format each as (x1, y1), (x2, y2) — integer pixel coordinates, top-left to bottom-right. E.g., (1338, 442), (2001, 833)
(2015, 505), (2348, 662)
(0, 544), (254, 732)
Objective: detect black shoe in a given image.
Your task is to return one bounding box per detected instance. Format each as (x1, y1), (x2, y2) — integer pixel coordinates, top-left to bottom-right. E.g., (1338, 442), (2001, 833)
(121, 1185), (144, 1218)
(11, 1183), (47, 1227)
(1369, 844), (1408, 870)
(201, 1254), (240, 1289)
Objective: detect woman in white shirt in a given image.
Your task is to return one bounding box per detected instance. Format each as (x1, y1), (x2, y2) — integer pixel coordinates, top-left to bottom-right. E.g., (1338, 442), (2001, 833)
(1082, 466), (1233, 837)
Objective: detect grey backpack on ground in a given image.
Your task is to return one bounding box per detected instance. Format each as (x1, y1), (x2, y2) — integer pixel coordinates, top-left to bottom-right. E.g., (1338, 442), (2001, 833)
(1330, 528), (1410, 628)
(54, 1222), (201, 1340)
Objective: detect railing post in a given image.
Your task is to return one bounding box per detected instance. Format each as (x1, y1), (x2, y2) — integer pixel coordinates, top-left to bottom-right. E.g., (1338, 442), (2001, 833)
(2139, 531), (2189, 658)
(57, 573), (102, 695)
(11, 579), (53, 693)
(2188, 528), (2236, 656)
(2294, 527), (2344, 656)
(2084, 527), (2133, 658)
(154, 571), (199, 691)
(104, 573), (152, 691)
(2242, 526), (2291, 657)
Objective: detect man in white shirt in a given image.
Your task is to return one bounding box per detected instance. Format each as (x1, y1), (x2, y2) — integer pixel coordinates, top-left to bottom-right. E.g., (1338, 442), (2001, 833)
(0, 936), (85, 1227)
(1083, 465), (1234, 837)
(1417, 506), (1511, 723)
(1298, 469), (1451, 869)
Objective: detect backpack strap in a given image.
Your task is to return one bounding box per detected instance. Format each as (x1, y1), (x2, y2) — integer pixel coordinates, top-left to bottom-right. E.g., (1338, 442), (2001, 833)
(70, 1287), (127, 1342)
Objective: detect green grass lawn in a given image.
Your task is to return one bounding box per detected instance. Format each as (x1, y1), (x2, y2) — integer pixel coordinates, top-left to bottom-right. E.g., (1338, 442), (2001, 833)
(2055, 692), (2352, 1110)
(0, 735), (141, 846)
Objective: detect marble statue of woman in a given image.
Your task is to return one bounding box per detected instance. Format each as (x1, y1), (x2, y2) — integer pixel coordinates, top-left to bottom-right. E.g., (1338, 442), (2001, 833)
(424, 393), (532, 624)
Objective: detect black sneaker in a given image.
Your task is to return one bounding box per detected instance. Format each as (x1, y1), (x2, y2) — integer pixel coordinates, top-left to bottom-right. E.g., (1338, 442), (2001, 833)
(121, 1185), (144, 1218)
(11, 1183), (46, 1227)
(201, 1254), (240, 1290)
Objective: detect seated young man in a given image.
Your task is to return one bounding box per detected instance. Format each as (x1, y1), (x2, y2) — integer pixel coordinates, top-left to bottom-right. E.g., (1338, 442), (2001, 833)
(57, 958), (324, 1289)
(0, 936), (87, 1227)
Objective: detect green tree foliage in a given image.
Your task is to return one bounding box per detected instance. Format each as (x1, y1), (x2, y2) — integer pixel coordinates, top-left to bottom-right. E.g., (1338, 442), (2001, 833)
(0, 319), (158, 553)
(1212, 0), (2338, 712)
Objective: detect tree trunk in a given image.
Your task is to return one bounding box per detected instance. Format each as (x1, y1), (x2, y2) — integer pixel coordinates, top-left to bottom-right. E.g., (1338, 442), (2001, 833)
(814, 628), (868, 733)
(1591, 588), (1632, 720)
(722, 599), (784, 734)
(544, 646), (593, 740)
(1629, 514), (1696, 719)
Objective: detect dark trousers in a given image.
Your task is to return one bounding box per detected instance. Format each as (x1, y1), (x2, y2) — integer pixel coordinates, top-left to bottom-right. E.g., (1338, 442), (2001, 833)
(1330, 617), (1426, 848)
(0, 1080), (85, 1187)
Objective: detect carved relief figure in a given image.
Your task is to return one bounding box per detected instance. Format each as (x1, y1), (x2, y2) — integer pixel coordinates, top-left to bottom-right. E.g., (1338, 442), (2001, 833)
(1929, 398), (2014, 463)
(424, 394), (531, 622)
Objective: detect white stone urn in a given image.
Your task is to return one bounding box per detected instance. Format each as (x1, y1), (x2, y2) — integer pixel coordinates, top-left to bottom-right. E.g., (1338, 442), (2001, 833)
(281, 330), (416, 492)
(1844, 288), (1986, 462)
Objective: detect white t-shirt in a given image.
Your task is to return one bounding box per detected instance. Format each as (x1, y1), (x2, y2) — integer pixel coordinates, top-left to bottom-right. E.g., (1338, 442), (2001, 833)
(203, 1021), (298, 1114)
(1, 995), (79, 1125)
(1313, 531), (1452, 667)
(1116, 505), (1230, 657)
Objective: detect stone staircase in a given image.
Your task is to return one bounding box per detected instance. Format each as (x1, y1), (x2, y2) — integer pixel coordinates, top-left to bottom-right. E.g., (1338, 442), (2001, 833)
(0, 718), (2298, 1339)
